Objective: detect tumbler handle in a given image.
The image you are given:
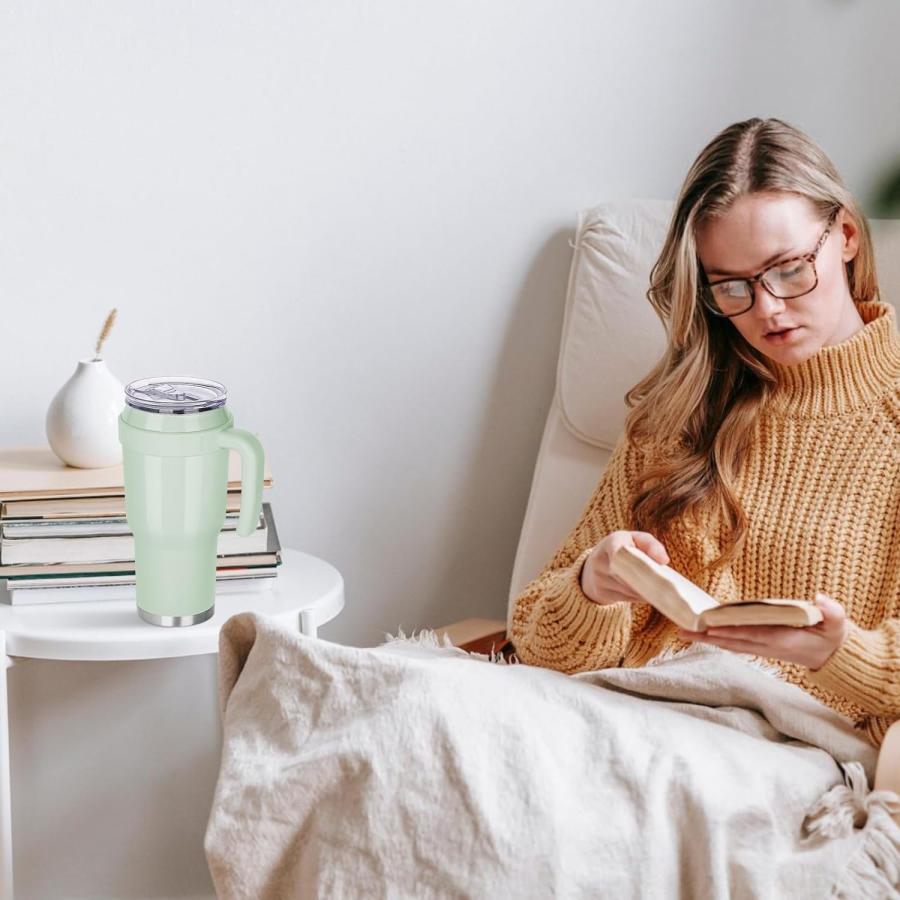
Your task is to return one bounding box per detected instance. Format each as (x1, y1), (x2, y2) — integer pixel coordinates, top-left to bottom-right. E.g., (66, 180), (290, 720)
(216, 427), (265, 537)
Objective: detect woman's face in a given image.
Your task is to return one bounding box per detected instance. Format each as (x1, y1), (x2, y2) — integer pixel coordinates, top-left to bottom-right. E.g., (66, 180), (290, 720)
(695, 192), (861, 366)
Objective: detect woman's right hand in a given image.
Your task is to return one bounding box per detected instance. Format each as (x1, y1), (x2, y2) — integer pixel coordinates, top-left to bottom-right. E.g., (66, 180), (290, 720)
(580, 530), (670, 606)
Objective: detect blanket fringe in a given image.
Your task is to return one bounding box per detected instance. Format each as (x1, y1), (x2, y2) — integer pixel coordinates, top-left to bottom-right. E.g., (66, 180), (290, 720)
(803, 760), (900, 898)
(382, 626), (456, 650)
(381, 627), (519, 665)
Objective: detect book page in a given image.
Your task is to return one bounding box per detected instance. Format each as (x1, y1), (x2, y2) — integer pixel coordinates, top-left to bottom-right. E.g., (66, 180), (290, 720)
(614, 546), (719, 615)
(714, 597), (815, 609)
(657, 566), (720, 615)
(700, 602), (823, 628)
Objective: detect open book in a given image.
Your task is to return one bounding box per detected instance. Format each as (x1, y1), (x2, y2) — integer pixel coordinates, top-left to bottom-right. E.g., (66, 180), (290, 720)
(608, 544), (824, 630)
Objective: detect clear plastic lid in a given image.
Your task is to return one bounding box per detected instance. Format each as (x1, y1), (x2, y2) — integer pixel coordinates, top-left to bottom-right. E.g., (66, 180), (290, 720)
(124, 377), (227, 414)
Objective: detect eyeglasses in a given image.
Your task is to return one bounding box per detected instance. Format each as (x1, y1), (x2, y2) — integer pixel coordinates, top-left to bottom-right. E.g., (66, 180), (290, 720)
(700, 207), (841, 318)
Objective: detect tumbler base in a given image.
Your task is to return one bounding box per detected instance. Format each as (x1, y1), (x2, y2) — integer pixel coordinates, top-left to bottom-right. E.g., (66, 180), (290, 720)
(138, 605), (215, 627)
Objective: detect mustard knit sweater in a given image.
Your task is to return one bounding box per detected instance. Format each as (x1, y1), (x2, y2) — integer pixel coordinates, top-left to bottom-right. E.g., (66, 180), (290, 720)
(510, 299), (900, 749)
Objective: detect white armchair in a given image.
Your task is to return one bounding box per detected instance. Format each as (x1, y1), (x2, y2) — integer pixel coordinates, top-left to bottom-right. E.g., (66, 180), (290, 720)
(436, 199), (900, 806)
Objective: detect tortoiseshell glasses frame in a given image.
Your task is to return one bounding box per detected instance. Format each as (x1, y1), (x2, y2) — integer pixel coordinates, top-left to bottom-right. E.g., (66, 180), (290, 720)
(700, 206), (842, 318)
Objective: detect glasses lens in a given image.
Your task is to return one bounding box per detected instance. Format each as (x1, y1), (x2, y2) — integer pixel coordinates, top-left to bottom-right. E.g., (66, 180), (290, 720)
(763, 258), (816, 299)
(706, 281), (753, 316)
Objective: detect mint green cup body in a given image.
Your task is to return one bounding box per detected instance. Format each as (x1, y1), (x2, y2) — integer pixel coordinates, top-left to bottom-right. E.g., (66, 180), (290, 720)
(117, 377), (264, 626)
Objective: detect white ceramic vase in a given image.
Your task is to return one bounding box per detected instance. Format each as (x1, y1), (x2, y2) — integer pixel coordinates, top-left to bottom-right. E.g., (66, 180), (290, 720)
(46, 357), (126, 468)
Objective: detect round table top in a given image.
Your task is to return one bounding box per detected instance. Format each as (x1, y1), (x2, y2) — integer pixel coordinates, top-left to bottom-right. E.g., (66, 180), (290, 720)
(0, 548), (344, 661)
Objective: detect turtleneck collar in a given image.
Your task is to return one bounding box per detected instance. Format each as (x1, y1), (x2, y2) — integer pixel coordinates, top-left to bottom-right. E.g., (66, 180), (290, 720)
(764, 300), (900, 417)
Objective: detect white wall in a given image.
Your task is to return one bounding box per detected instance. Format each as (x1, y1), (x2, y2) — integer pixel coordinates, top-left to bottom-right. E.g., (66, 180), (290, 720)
(1, 1), (898, 896)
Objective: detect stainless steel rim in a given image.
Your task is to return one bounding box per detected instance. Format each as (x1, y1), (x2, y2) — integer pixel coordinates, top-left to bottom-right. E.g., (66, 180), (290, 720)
(138, 606), (215, 627)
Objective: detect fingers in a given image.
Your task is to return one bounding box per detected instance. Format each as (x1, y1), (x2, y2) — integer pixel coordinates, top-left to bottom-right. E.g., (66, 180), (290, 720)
(814, 592), (842, 615)
(629, 531), (670, 566)
(589, 530), (670, 605)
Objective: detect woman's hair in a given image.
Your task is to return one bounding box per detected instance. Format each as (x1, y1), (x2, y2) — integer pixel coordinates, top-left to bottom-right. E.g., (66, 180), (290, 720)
(625, 116), (879, 576)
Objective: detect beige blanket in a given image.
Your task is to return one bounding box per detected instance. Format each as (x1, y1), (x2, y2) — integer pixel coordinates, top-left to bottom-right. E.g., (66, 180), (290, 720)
(204, 612), (900, 899)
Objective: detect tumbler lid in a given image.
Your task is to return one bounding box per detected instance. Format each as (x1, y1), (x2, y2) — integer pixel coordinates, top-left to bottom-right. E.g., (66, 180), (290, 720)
(124, 377), (227, 414)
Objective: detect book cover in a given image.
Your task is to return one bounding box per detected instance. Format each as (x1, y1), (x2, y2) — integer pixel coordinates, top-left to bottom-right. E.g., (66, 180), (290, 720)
(0, 445), (273, 502)
(1, 489), (249, 522)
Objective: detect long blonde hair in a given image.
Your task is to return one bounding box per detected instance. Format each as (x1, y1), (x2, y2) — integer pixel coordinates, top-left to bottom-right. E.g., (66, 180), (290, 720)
(624, 117), (880, 576)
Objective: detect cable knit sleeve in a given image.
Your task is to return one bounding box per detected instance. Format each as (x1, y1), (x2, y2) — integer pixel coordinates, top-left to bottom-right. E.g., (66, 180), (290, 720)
(806, 617), (900, 718)
(509, 430), (652, 674)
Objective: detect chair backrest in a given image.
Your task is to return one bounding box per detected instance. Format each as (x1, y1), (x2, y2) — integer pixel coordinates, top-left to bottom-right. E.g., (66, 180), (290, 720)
(507, 198), (900, 633)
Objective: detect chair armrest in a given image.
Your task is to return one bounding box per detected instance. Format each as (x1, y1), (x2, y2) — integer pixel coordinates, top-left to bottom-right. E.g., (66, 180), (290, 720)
(432, 618), (510, 655)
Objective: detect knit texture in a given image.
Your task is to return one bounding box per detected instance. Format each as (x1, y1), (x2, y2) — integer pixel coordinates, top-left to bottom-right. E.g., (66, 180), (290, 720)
(510, 299), (900, 749)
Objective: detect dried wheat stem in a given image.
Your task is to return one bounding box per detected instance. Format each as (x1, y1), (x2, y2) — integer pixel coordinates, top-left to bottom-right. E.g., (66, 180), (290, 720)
(93, 308), (117, 359)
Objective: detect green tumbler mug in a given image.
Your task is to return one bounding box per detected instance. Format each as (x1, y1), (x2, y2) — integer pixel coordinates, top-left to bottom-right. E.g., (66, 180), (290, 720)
(117, 377), (265, 626)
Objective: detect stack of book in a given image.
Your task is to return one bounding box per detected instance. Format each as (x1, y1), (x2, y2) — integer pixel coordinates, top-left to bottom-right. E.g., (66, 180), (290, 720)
(0, 445), (281, 605)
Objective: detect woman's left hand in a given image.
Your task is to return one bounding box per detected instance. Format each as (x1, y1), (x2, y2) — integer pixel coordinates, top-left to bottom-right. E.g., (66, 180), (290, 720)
(676, 593), (849, 671)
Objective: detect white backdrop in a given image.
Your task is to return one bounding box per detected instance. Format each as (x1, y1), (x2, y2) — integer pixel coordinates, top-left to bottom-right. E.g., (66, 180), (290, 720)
(1, 1), (898, 896)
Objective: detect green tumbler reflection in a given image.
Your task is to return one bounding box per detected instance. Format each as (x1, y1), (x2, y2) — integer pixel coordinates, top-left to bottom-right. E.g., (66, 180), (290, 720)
(118, 377), (264, 626)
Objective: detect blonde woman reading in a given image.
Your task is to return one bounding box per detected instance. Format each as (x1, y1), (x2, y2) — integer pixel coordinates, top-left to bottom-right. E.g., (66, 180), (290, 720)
(510, 118), (900, 784)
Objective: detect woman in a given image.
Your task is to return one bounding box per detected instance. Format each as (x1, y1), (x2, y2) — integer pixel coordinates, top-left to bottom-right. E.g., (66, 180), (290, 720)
(509, 116), (900, 752)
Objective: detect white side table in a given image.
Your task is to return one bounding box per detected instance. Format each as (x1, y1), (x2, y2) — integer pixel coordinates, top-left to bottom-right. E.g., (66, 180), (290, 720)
(0, 547), (343, 900)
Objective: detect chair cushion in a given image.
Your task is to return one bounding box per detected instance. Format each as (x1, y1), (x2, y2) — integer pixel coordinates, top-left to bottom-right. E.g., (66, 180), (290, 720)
(559, 200), (900, 448)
